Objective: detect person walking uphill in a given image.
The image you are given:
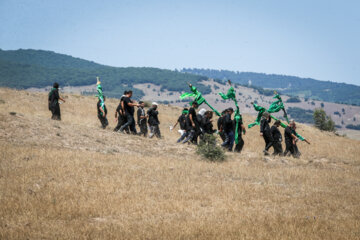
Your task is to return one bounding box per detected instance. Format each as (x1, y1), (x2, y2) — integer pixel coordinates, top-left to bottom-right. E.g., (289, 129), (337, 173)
(48, 82), (65, 120)
(148, 102), (161, 138)
(221, 108), (235, 151)
(172, 108), (189, 143)
(182, 102), (200, 144)
(271, 120), (283, 155)
(137, 101), (148, 137)
(234, 117), (246, 153)
(260, 112), (274, 155)
(119, 91), (139, 134)
(114, 91), (129, 133)
(97, 96), (109, 129)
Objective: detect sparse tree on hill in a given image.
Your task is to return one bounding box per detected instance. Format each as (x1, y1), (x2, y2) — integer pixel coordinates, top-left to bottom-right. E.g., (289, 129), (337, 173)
(313, 108), (335, 132)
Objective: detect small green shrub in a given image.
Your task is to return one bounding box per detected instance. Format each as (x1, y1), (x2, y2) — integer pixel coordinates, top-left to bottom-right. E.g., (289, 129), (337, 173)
(197, 134), (225, 161)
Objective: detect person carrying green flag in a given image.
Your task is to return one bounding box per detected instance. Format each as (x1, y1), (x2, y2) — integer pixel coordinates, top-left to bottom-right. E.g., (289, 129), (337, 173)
(218, 80), (246, 146)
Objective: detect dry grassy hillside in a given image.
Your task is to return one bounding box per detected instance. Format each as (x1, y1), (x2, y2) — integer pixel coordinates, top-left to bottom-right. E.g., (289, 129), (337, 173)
(1, 88), (360, 239)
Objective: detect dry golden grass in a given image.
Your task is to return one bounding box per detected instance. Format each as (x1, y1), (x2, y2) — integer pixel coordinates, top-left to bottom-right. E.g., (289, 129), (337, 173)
(0, 88), (360, 239)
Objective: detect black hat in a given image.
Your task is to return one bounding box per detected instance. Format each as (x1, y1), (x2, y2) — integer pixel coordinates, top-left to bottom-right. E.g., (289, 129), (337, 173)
(53, 82), (59, 88)
(227, 107), (234, 112)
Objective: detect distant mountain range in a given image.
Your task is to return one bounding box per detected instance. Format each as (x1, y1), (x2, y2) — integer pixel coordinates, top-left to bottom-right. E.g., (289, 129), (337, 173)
(1, 49), (360, 106)
(181, 68), (360, 106)
(0, 49), (209, 99)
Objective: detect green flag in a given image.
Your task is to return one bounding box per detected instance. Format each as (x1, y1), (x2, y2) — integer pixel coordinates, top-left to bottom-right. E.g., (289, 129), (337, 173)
(180, 84), (220, 116)
(267, 93), (289, 123)
(248, 103), (266, 128)
(219, 85), (243, 144)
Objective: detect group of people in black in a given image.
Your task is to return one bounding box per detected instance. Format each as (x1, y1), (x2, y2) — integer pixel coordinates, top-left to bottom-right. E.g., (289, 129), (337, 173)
(49, 83), (304, 158)
(172, 102), (217, 144)
(171, 102), (304, 158)
(111, 90), (161, 138)
(260, 112), (304, 157)
(172, 103), (246, 152)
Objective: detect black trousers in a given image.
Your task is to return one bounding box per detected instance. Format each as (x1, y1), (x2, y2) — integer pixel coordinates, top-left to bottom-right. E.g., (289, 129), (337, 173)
(263, 131), (274, 151)
(51, 103), (61, 120)
(177, 131), (188, 143)
(272, 141), (283, 155)
(98, 114), (108, 129)
(138, 122), (148, 137)
(219, 132), (226, 142)
(284, 141), (295, 157)
(120, 114), (137, 134)
(234, 134), (244, 153)
(183, 129), (196, 144)
(149, 124), (161, 138)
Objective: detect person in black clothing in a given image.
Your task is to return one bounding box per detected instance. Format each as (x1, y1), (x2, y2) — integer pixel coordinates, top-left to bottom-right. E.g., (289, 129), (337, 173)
(97, 96), (108, 129)
(182, 102), (199, 144)
(270, 120), (283, 155)
(172, 108), (189, 143)
(119, 91), (139, 134)
(114, 91), (129, 133)
(217, 110), (227, 142)
(201, 111), (216, 134)
(221, 108), (235, 151)
(260, 112), (273, 155)
(148, 102), (161, 138)
(234, 117), (246, 153)
(284, 120), (301, 158)
(48, 82), (66, 120)
(137, 101), (148, 137)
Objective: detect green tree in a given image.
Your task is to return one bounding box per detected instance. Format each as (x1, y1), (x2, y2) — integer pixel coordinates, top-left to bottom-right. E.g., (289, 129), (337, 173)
(313, 108), (335, 132)
(197, 134), (225, 161)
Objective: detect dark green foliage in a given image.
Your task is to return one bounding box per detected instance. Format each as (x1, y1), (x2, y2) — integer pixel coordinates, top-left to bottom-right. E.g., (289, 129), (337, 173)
(197, 134), (225, 161)
(313, 108), (335, 132)
(287, 107), (314, 124)
(345, 124), (360, 130)
(0, 49), (210, 99)
(286, 97), (301, 103)
(182, 68), (360, 106)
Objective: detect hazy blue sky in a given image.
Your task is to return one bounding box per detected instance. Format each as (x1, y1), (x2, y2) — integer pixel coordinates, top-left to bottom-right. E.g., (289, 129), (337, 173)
(1, 0), (359, 85)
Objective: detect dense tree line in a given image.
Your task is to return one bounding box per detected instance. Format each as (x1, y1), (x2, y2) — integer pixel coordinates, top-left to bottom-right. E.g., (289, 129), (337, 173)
(0, 49), (211, 99)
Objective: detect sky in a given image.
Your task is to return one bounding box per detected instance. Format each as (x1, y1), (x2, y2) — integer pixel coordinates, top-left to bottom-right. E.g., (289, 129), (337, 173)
(0, 0), (359, 85)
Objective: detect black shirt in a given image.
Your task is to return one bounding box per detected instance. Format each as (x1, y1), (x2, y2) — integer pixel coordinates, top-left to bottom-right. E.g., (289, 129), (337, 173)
(178, 114), (187, 130)
(202, 117), (215, 134)
(147, 108), (159, 125)
(271, 125), (282, 142)
(49, 88), (59, 105)
(260, 118), (271, 133)
(223, 113), (234, 133)
(123, 97), (134, 115)
(137, 107), (147, 125)
(186, 107), (198, 130)
(284, 126), (294, 143)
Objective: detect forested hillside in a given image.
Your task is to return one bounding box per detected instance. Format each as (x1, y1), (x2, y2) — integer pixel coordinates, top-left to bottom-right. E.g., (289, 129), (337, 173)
(182, 68), (360, 106)
(0, 49), (210, 99)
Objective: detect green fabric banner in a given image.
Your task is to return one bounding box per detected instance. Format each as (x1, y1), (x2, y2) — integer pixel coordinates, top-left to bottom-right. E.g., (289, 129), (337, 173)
(248, 103), (266, 128)
(219, 86), (243, 144)
(180, 85), (221, 116)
